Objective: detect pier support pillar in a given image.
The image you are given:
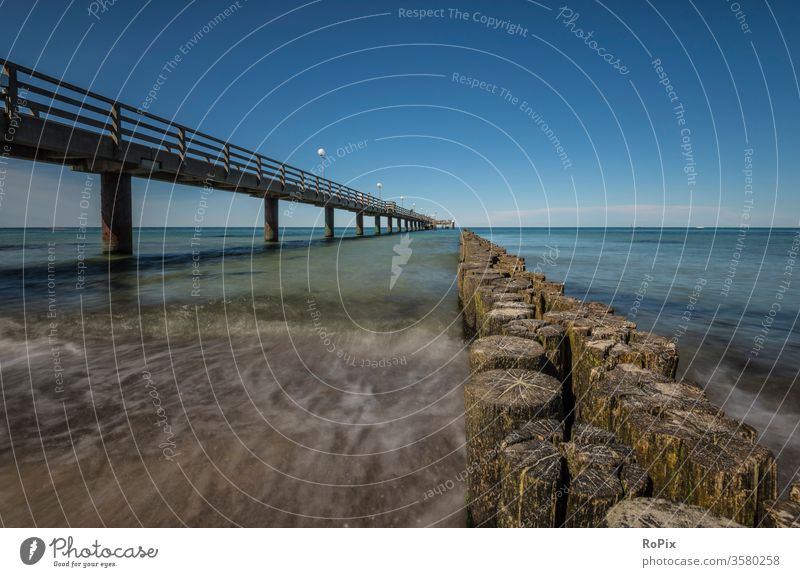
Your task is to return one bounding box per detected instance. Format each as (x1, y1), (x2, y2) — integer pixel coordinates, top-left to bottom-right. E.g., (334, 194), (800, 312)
(355, 212), (364, 236)
(374, 216), (381, 235)
(101, 171), (133, 254)
(264, 196), (279, 242)
(388, 216), (393, 233)
(324, 206), (334, 238)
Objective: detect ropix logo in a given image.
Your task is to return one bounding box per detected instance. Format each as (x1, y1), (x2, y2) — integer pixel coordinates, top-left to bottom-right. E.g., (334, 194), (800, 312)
(390, 233), (413, 290)
(19, 537), (46, 565)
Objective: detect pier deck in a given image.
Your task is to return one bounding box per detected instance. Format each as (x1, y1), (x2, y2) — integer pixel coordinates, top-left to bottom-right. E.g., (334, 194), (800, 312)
(1, 59), (436, 253)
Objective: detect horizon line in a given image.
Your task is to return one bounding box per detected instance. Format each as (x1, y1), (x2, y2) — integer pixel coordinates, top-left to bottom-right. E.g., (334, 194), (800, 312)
(2, 226), (799, 230)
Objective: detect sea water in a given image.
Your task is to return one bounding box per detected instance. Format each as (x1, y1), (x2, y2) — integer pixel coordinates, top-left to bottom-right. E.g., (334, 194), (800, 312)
(0, 226), (797, 526)
(478, 226), (800, 498)
(0, 226), (468, 527)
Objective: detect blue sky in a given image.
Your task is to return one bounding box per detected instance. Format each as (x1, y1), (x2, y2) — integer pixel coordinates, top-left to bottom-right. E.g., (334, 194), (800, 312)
(1, 0), (798, 228)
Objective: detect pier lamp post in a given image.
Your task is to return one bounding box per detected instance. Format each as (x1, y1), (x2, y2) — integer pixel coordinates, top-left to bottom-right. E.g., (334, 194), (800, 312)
(400, 195), (404, 208)
(317, 147), (327, 180)
(412, 202), (415, 212)
(377, 182), (382, 209)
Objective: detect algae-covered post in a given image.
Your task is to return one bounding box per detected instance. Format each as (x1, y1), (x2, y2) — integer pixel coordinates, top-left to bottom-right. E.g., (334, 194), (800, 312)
(457, 230), (784, 528)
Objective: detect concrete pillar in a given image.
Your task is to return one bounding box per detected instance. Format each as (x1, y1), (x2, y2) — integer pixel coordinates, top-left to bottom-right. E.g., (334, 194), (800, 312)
(325, 206), (334, 238)
(388, 216), (393, 233)
(355, 212), (364, 236)
(264, 196), (279, 242)
(374, 215), (381, 235)
(101, 171), (133, 254)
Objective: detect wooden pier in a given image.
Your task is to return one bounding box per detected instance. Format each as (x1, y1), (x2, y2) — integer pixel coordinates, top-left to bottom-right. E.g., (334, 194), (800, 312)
(0, 59), (437, 253)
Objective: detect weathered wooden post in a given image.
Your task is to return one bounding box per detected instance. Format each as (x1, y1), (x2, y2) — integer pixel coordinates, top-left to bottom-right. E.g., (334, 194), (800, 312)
(324, 206), (334, 238)
(110, 102), (122, 153)
(355, 212), (364, 236)
(264, 196), (279, 242)
(374, 215), (381, 235)
(4, 63), (18, 120)
(387, 216), (393, 233)
(100, 171), (133, 254)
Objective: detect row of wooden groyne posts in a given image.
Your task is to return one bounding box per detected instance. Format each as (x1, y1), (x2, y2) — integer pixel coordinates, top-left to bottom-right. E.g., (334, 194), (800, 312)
(457, 230), (800, 528)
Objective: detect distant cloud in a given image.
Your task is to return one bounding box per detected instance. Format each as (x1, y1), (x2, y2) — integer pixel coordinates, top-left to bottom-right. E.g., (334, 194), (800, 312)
(487, 203), (771, 227)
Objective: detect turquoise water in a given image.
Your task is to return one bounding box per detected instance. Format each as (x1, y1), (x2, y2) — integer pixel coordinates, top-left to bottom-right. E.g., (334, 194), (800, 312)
(476, 227), (800, 493)
(0, 226), (797, 527)
(0, 226), (469, 527)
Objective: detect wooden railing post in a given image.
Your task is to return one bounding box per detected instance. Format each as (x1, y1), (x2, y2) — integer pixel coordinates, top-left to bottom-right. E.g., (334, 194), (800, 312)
(223, 143), (230, 174)
(280, 164), (286, 191)
(4, 64), (18, 119)
(109, 102), (122, 155)
(256, 155), (263, 184)
(177, 126), (186, 163)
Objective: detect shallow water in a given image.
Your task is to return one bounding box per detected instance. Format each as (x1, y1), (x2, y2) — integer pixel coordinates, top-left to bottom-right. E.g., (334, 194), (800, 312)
(477, 227), (800, 494)
(0, 227), (469, 527)
(1, 225), (797, 527)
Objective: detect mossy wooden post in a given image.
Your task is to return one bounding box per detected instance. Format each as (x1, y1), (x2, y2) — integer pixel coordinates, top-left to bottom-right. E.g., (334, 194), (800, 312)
(480, 305), (535, 337)
(497, 440), (563, 528)
(759, 500), (800, 527)
(582, 364), (777, 526)
(469, 335), (547, 372)
(604, 498), (744, 528)
(560, 442), (650, 527)
(463, 370), (562, 527)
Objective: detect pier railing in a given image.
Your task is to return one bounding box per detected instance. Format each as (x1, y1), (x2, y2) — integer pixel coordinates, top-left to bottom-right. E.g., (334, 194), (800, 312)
(0, 59), (425, 222)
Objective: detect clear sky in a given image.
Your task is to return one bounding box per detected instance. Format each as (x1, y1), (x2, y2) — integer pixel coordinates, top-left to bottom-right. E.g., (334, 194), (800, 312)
(1, 0), (798, 228)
